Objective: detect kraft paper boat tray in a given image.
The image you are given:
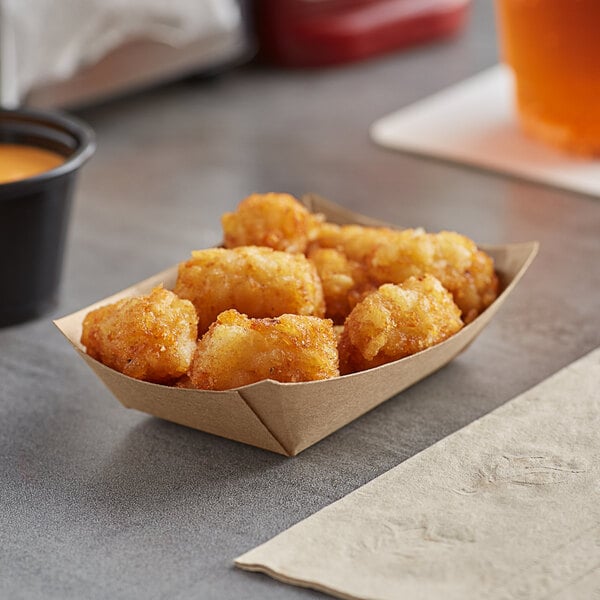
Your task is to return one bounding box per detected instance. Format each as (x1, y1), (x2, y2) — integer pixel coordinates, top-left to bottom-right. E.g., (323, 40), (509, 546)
(55, 196), (538, 456)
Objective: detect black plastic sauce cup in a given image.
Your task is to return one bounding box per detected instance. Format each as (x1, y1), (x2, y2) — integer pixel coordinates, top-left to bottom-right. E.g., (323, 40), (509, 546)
(0, 109), (95, 327)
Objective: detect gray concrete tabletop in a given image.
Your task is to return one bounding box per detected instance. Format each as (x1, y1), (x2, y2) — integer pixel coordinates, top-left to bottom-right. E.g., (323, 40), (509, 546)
(2, 3), (599, 599)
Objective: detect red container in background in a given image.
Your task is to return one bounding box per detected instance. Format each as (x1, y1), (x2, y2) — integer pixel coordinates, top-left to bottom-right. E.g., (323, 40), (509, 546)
(253, 0), (471, 67)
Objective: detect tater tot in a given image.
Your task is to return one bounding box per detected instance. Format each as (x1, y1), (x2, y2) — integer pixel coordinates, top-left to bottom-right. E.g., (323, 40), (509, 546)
(81, 286), (198, 383)
(308, 247), (375, 324)
(368, 231), (499, 323)
(308, 222), (413, 263)
(222, 193), (323, 253)
(338, 275), (463, 374)
(188, 310), (339, 390)
(311, 222), (498, 323)
(174, 246), (325, 334)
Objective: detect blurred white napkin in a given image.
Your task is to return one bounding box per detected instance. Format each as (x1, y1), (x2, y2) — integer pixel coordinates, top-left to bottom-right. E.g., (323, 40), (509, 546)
(0, 0), (241, 106)
(371, 66), (600, 198)
(236, 347), (600, 599)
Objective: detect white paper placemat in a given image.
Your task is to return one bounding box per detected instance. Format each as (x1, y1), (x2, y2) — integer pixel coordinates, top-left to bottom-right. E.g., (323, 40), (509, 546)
(371, 65), (600, 198)
(236, 347), (600, 600)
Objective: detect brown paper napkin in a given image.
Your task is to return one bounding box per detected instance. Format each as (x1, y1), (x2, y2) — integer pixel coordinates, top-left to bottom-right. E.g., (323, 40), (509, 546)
(235, 347), (600, 600)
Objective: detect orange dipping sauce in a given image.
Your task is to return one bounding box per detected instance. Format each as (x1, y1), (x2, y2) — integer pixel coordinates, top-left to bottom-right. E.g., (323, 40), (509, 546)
(0, 143), (65, 184)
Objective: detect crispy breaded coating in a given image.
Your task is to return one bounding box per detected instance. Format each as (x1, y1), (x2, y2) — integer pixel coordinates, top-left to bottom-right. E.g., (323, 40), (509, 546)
(368, 230), (499, 323)
(338, 275), (463, 374)
(81, 286), (198, 383)
(222, 193), (323, 253)
(311, 222), (498, 323)
(332, 325), (345, 345)
(174, 246), (325, 334)
(307, 247), (375, 324)
(308, 222), (411, 263)
(188, 310), (339, 390)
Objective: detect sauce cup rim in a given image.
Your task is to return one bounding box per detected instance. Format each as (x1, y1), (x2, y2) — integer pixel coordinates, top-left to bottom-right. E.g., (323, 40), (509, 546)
(0, 107), (96, 192)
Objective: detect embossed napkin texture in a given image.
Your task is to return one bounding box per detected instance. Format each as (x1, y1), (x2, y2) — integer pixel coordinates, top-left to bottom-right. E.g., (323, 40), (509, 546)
(236, 348), (600, 600)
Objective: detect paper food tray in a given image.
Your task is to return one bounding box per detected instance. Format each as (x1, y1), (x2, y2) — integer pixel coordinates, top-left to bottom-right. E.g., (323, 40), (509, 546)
(55, 196), (539, 456)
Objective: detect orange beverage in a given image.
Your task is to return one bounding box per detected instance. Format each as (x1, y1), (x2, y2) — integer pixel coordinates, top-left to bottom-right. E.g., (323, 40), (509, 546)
(495, 0), (600, 155)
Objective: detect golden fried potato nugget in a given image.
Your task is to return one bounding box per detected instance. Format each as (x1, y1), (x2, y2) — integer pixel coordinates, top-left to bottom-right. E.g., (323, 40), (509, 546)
(307, 247), (375, 324)
(188, 310), (339, 390)
(339, 275), (463, 374)
(81, 286), (198, 383)
(174, 246), (325, 334)
(222, 193), (323, 253)
(311, 222), (498, 323)
(309, 222), (408, 263)
(369, 230), (498, 323)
